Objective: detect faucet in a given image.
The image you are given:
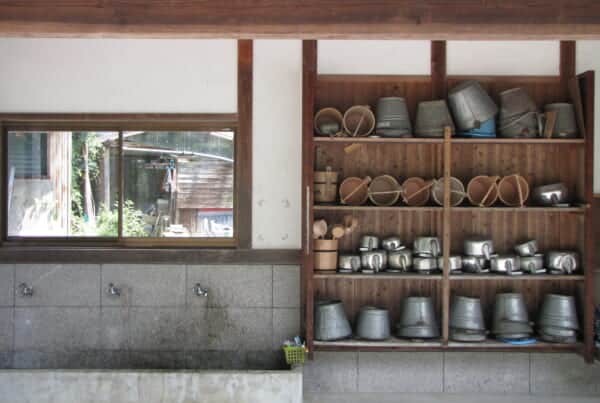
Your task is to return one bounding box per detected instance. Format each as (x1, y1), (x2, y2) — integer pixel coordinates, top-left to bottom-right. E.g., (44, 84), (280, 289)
(192, 283), (209, 297)
(18, 283), (33, 297)
(106, 283), (121, 297)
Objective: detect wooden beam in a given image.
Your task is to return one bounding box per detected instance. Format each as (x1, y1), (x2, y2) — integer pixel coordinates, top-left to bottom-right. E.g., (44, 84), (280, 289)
(302, 40), (317, 354)
(1, 1), (600, 39)
(560, 41), (576, 94)
(431, 41), (447, 100)
(0, 247), (301, 265)
(237, 40), (253, 248)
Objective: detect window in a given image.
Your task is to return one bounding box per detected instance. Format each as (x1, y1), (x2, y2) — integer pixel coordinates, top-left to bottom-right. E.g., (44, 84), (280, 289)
(2, 118), (239, 247)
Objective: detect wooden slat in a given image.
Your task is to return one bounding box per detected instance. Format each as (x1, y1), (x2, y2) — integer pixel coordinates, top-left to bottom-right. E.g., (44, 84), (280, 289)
(237, 40), (252, 249)
(560, 41), (576, 93)
(442, 127), (451, 344)
(2, 1), (600, 38)
(431, 41), (447, 100)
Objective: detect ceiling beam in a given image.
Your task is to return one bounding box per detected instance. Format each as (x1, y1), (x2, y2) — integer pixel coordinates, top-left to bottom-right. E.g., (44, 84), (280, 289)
(1, 1), (600, 39)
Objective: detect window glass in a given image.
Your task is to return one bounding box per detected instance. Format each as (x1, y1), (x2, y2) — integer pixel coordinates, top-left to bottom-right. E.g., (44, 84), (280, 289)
(6, 131), (119, 237)
(122, 131), (234, 238)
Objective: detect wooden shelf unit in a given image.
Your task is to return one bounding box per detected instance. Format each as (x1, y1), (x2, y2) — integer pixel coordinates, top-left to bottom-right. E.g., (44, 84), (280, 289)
(301, 40), (596, 362)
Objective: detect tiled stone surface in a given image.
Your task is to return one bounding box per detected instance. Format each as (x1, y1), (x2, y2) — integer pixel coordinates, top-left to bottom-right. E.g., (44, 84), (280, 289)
(0, 352), (11, 369)
(99, 308), (130, 350)
(0, 309), (13, 351)
(15, 264), (100, 307)
(184, 307), (210, 350)
(0, 265), (14, 307)
(273, 265), (301, 308)
(187, 265), (272, 308)
(272, 308), (301, 349)
(444, 352), (530, 393)
(358, 352), (443, 393)
(12, 350), (130, 369)
(531, 353), (600, 395)
(207, 308), (272, 350)
(128, 351), (186, 370)
(303, 352), (358, 394)
(128, 308), (189, 351)
(101, 264), (186, 307)
(14, 307), (101, 351)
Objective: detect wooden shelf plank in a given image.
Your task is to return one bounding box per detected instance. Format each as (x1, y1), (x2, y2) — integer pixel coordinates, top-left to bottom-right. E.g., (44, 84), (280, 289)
(451, 206), (586, 213)
(313, 137), (585, 145)
(314, 339), (582, 352)
(313, 136), (442, 144)
(449, 274), (585, 281)
(314, 273), (443, 280)
(314, 338), (443, 351)
(314, 205), (442, 212)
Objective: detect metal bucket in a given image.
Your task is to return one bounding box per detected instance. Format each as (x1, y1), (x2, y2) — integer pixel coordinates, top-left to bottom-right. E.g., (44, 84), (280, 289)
(314, 300), (352, 341)
(546, 251), (579, 274)
(538, 294), (580, 331)
(448, 80), (498, 132)
(413, 236), (441, 258)
(388, 249), (413, 272)
(375, 97), (412, 137)
(519, 254), (545, 274)
(415, 100), (455, 138)
(356, 306), (391, 340)
(498, 87), (540, 138)
(450, 296), (486, 331)
(492, 293), (533, 337)
(396, 297), (440, 339)
(544, 103), (578, 138)
(532, 183), (569, 206)
(450, 327), (487, 342)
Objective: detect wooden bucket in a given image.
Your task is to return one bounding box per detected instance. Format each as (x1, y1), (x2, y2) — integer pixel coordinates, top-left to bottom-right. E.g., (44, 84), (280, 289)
(339, 177), (371, 206)
(432, 177), (466, 206)
(314, 167), (339, 203)
(368, 175), (401, 206)
(467, 175), (500, 207)
(343, 105), (376, 137)
(315, 239), (339, 271)
(314, 107), (344, 137)
(401, 177), (433, 206)
(498, 174), (529, 207)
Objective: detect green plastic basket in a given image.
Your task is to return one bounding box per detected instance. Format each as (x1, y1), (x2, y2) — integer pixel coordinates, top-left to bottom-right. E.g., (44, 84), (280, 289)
(283, 345), (306, 365)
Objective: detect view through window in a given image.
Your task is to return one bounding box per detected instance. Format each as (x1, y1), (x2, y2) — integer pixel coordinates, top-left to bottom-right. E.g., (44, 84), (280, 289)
(6, 130), (235, 240)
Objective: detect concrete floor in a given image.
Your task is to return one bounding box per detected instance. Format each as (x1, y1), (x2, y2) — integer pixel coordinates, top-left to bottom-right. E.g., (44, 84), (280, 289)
(304, 393), (600, 403)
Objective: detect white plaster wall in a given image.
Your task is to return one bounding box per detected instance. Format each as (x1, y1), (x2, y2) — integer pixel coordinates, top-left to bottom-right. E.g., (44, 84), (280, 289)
(252, 40), (302, 248)
(0, 38), (237, 113)
(447, 41), (560, 76)
(318, 40), (430, 75)
(576, 41), (600, 194)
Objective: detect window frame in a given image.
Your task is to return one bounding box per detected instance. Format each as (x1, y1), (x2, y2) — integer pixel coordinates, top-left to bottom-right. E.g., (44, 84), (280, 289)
(0, 114), (245, 249)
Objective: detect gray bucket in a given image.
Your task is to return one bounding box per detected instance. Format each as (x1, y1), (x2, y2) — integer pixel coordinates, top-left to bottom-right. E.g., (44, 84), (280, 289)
(449, 327), (487, 342)
(492, 293), (533, 337)
(539, 326), (578, 344)
(448, 80), (498, 132)
(356, 306), (391, 340)
(499, 111), (541, 138)
(314, 300), (352, 341)
(376, 97), (412, 137)
(415, 100), (455, 138)
(499, 87), (538, 123)
(396, 297), (440, 339)
(538, 294), (579, 331)
(544, 103), (578, 138)
(450, 296), (486, 331)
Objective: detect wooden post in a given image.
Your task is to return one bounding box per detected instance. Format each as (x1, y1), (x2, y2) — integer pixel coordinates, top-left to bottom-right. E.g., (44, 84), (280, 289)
(302, 40), (317, 355)
(442, 126), (452, 345)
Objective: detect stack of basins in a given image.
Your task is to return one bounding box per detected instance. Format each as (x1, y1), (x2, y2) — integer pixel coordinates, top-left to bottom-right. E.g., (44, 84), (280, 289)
(537, 294), (580, 344)
(449, 296), (487, 342)
(396, 297), (440, 339)
(491, 293), (533, 340)
(448, 80), (498, 138)
(498, 87), (540, 138)
(375, 97), (412, 137)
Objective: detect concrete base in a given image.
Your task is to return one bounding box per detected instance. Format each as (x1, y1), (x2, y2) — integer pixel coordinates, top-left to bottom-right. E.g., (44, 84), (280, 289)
(0, 369), (302, 403)
(305, 393), (600, 403)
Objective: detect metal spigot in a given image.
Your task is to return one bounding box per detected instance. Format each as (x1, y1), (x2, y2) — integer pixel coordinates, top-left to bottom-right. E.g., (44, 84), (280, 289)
(192, 283), (209, 297)
(18, 283), (33, 297)
(106, 283), (121, 297)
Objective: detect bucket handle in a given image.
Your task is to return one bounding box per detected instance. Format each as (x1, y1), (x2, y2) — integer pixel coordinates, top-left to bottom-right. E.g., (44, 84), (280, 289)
(341, 176), (372, 204)
(479, 176), (500, 207)
(514, 174), (525, 208)
(402, 180), (435, 203)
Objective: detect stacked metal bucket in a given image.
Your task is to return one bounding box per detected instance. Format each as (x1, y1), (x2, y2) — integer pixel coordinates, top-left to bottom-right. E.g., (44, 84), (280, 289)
(448, 80), (498, 138)
(491, 293), (533, 340)
(537, 294), (580, 343)
(498, 88), (541, 138)
(396, 297), (440, 339)
(449, 296), (487, 342)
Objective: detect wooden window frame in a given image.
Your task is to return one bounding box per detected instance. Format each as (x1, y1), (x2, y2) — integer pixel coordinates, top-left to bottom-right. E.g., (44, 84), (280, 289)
(0, 114), (245, 248)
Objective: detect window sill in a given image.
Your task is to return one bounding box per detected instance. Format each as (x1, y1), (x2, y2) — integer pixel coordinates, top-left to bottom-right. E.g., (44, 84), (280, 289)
(0, 246), (302, 265)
